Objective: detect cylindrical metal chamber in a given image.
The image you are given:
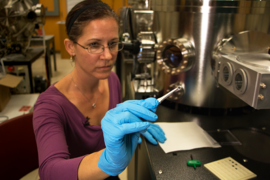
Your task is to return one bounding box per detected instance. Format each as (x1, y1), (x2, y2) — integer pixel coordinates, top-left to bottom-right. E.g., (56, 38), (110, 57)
(152, 0), (270, 108)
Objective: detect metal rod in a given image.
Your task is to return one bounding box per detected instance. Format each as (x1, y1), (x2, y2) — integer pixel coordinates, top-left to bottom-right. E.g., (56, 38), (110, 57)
(157, 86), (182, 104)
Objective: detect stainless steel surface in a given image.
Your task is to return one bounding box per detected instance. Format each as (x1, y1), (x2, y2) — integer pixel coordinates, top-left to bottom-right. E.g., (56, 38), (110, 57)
(152, 0), (270, 108)
(128, 9), (154, 42)
(128, 0), (152, 9)
(0, 0), (45, 56)
(213, 31), (270, 109)
(157, 85), (182, 104)
(137, 31), (156, 63)
(120, 5), (158, 100)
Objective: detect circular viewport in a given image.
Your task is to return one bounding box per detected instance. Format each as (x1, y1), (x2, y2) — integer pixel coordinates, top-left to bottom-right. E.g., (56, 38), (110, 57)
(163, 45), (183, 68)
(235, 73), (243, 90)
(223, 66), (229, 82)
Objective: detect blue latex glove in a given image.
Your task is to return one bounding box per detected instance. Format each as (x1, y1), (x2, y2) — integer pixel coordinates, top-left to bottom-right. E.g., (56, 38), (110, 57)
(141, 123), (166, 145)
(117, 97), (158, 112)
(98, 99), (158, 176)
(117, 98), (167, 145)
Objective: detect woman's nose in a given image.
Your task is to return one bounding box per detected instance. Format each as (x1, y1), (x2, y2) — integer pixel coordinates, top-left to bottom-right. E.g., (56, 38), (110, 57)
(101, 46), (113, 60)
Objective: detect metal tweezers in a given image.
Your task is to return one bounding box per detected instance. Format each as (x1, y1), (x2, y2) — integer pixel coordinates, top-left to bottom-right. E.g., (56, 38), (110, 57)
(157, 86), (182, 104)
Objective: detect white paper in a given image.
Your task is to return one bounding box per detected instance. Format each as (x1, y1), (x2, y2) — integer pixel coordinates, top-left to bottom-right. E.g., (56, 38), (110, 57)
(155, 122), (221, 153)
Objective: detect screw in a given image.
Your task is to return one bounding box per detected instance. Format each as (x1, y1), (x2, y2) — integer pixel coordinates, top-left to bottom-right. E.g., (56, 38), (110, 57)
(258, 94), (264, 100)
(243, 159), (248, 162)
(260, 83), (266, 89)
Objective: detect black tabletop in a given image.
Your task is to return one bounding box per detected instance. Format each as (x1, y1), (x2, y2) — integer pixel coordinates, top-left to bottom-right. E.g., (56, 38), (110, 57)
(3, 47), (44, 65)
(145, 104), (270, 180)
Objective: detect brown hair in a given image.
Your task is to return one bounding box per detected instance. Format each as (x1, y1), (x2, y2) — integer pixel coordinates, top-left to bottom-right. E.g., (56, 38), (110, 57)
(66, 0), (119, 42)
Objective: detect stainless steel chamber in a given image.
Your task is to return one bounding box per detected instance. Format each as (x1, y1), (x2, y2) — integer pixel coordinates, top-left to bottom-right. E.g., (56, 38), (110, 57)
(212, 31), (270, 109)
(151, 0), (270, 109)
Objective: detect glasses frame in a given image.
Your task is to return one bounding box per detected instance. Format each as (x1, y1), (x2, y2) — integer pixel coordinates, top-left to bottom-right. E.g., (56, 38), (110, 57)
(74, 41), (124, 54)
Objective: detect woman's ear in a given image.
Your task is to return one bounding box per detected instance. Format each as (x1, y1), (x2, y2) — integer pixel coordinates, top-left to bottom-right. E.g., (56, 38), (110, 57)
(64, 38), (75, 56)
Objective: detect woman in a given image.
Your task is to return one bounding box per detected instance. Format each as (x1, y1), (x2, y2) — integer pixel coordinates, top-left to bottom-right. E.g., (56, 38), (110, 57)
(33, 1), (166, 179)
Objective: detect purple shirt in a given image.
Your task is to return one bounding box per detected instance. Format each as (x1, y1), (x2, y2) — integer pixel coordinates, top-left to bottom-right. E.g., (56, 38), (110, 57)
(33, 72), (121, 180)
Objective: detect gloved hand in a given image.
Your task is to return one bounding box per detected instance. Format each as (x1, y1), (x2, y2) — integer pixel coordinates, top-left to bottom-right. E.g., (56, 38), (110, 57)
(117, 98), (167, 145)
(98, 99), (158, 176)
(141, 123), (166, 145)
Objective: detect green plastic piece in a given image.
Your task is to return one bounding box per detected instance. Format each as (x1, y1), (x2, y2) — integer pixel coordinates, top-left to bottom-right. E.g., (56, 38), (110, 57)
(187, 160), (201, 169)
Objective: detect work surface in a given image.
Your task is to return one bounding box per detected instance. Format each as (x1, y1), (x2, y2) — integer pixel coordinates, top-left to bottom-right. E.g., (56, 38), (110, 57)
(146, 104), (270, 180)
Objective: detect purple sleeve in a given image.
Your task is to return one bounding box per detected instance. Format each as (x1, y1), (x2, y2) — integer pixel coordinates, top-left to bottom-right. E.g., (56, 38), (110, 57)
(33, 100), (84, 180)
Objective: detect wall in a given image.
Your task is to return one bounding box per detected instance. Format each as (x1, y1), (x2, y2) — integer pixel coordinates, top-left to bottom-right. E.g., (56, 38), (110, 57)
(40, 0), (128, 52)
(39, 0), (67, 52)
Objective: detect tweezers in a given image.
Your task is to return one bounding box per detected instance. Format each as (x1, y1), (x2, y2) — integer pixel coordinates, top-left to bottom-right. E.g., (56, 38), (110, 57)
(157, 86), (182, 104)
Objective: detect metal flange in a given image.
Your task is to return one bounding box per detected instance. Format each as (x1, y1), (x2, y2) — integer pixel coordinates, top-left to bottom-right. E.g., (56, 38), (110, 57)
(156, 38), (195, 75)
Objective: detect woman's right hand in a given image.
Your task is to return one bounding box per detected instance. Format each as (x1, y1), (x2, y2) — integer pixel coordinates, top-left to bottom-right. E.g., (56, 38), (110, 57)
(98, 98), (159, 176)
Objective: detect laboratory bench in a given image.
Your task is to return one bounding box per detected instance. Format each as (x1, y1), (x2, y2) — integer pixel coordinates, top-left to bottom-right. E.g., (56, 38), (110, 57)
(2, 47), (46, 93)
(137, 103), (270, 180)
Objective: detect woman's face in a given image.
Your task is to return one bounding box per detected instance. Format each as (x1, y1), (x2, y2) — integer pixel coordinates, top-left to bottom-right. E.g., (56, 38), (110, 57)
(74, 17), (119, 79)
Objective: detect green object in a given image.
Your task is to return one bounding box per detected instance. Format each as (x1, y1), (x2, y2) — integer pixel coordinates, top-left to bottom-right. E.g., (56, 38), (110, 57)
(187, 160), (201, 169)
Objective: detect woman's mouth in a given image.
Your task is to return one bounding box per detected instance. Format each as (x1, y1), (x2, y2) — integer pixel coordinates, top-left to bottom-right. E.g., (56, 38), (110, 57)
(97, 65), (113, 71)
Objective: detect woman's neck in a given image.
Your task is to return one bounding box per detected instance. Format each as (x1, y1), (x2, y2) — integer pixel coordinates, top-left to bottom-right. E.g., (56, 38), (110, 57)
(70, 69), (100, 94)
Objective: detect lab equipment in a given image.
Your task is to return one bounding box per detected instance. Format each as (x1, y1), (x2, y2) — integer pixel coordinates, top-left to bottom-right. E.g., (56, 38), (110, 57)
(119, 4), (157, 100)
(0, 0), (45, 56)
(151, 0), (270, 110)
(204, 157), (257, 180)
(121, 0), (270, 110)
(157, 86), (182, 104)
(212, 31), (270, 109)
(98, 99), (158, 176)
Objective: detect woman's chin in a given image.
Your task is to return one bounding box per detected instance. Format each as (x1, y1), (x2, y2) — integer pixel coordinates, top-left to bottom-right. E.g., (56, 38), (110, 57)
(95, 71), (112, 80)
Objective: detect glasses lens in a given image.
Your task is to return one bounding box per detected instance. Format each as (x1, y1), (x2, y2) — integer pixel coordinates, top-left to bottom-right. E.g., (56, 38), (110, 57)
(109, 42), (124, 52)
(89, 45), (103, 54)
(108, 42), (118, 52)
(118, 42), (124, 51)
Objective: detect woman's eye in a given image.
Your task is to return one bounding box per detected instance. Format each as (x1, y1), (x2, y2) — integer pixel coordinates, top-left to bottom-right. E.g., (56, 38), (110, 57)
(89, 42), (99, 47)
(109, 42), (118, 46)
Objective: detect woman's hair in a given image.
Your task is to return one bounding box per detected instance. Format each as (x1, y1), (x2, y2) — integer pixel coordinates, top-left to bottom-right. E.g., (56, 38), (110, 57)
(66, 0), (119, 42)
